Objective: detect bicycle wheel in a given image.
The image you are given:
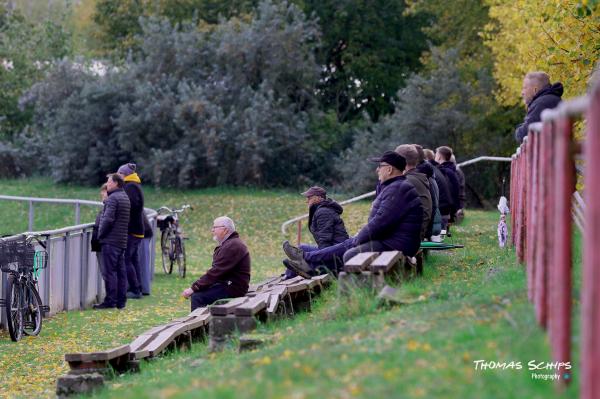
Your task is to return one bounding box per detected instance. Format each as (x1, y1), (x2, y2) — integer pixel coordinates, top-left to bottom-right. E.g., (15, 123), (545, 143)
(22, 283), (42, 336)
(176, 237), (186, 278)
(161, 229), (174, 274)
(5, 275), (23, 342)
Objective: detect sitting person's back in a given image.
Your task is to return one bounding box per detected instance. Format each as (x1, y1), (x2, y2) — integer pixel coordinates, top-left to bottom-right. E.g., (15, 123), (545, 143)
(308, 194), (349, 248)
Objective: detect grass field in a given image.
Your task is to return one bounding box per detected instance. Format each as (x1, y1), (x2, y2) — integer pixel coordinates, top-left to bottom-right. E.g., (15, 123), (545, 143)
(0, 178), (580, 398)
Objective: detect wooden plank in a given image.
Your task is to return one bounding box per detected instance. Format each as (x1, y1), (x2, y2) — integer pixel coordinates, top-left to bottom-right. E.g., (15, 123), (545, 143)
(305, 277), (320, 290)
(65, 345), (130, 363)
(311, 273), (332, 285)
(370, 251), (404, 273)
(277, 275), (304, 286)
(344, 252), (379, 273)
(129, 334), (155, 352)
(189, 306), (210, 317)
(144, 324), (189, 357)
(209, 297), (250, 316)
(266, 293), (282, 314)
(234, 293), (271, 317)
(285, 280), (309, 294)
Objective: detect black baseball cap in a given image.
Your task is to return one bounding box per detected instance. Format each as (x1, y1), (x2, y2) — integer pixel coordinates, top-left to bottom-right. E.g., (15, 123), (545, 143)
(369, 151), (406, 171)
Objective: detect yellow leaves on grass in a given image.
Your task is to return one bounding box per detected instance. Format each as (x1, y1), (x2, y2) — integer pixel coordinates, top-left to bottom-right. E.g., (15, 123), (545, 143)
(406, 340), (432, 352)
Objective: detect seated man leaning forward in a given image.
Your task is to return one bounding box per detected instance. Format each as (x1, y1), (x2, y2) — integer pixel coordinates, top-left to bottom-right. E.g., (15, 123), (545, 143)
(283, 151), (423, 277)
(181, 216), (251, 311)
(283, 186), (349, 278)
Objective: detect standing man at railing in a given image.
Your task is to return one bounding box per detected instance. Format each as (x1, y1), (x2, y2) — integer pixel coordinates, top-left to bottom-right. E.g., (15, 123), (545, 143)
(95, 173), (131, 310)
(435, 146), (460, 228)
(515, 71), (563, 143)
(118, 163), (147, 300)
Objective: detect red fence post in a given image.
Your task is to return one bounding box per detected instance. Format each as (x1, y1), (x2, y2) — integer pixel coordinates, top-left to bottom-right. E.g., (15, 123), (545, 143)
(528, 131), (540, 302)
(510, 156), (516, 246)
(582, 82), (600, 399)
(551, 116), (574, 387)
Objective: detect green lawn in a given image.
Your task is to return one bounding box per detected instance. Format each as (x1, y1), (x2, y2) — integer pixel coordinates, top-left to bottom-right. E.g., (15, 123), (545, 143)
(0, 179), (580, 398)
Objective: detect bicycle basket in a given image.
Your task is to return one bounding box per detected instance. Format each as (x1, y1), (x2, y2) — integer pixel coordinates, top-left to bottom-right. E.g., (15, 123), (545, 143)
(157, 215), (174, 230)
(0, 240), (45, 273)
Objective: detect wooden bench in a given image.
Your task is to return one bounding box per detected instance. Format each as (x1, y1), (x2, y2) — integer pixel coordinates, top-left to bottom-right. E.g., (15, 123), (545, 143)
(65, 344), (132, 375)
(340, 251), (406, 293)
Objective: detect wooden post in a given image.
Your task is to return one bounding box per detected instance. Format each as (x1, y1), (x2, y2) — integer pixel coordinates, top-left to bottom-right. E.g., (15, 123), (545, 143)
(526, 132), (537, 302)
(582, 81), (600, 399)
(534, 124), (550, 329)
(551, 116), (574, 387)
(510, 156), (516, 246)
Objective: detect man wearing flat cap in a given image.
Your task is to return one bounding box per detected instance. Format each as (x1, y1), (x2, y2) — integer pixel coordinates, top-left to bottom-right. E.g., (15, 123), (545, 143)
(283, 151), (423, 277)
(283, 186), (349, 278)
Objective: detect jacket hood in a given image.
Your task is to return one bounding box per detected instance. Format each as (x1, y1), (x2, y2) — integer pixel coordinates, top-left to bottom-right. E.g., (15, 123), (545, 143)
(312, 198), (344, 215)
(529, 82), (564, 106)
(406, 169), (429, 185)
(439, 161), (457, 171)
(415, 161), (434, 178)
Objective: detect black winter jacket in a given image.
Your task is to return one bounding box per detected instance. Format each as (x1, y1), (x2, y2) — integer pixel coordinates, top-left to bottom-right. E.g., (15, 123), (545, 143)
(515, 83), (563, 143)
(429, 160), (453, 215)
(405, 169), (432, 241)
(309, 199), (349, 248)
(354, 176), (423, 257)
(124, 182), (145, 237)
(98, 188), (131, 250)
(438, 162), (460, 216)
(91, 208), (103, 252)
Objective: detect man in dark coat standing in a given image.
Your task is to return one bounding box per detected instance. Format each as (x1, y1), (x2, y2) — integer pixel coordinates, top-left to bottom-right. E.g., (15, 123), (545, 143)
(435, 146), (460, 226)
(283, 151), (423, 277)
(182, 216), (251, 311)
(118, 163), (146, 299)
(515, 72), (563, 143)
(95, 174), (131, 310)
(283, 186), (349, 278)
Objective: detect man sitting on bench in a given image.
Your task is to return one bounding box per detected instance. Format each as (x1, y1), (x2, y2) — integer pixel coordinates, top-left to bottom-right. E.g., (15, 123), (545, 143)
(283, 151), (423, 277)
(181, 216), (251, 311)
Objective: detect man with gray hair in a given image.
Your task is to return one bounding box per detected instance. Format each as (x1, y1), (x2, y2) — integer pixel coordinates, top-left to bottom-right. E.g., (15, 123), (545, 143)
(181, 216), (251, 311)
(515, 71), (563, 143)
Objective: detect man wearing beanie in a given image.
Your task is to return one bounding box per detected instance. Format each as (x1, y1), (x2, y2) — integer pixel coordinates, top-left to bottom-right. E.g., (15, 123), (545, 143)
(117, 162), (146, 299)
(283, 151), (423, 278)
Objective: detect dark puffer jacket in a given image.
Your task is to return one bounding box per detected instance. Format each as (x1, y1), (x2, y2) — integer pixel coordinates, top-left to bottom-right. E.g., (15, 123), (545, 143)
(455, 166), (466, 209)
(416, 161), (440, 237)
(515, 82), (563, 143)
(354, 176), (423, 257)
(404, 169), (431, 241)
(98, 188), (131, 250)
(91, 208), (103, 252)
(438, 161), (460, 215)
(191, 232), (251, 297)
(428, 160), (453, 216)
(308, 199), (349, 248)
(123, 180), (145, 237)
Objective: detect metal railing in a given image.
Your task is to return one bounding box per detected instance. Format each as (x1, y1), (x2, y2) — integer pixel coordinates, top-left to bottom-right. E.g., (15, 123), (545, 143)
(0, 195), (157, 328)
(281, 156), (512, 243)
(510, 80), (597, 398)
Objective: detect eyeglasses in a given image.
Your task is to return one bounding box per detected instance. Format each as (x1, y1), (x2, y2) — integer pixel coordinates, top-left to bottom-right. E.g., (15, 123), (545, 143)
(378, 163), (391, 169)
(211, 225), (226, 230)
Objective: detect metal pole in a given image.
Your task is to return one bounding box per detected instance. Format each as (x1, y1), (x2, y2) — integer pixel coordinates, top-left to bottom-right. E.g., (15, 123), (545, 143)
(28, 200), (34, 231)
(75, 203), (81, 225)
(296, 220), (302, 246)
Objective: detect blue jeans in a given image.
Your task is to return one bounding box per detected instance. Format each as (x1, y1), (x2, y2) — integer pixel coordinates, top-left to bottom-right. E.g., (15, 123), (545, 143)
(125, 235), (142, 295)
(190, 283), (230, 311)
(303, 238), (355, 272)
(101, 244), (127, 308)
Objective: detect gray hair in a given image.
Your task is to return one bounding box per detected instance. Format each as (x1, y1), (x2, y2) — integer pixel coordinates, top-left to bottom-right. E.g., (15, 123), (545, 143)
(214, 216), (235, 233)
(525, 71), (550, 88)
(395, 144), (419, 168)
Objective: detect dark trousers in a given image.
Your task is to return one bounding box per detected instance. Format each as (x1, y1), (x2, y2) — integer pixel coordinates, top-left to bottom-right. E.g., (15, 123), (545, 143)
(342, 241), (392, 263)
(101, 244), (127, 308)
(190, 283), (230, 311)
(125, 235), (142, 295)
(303, 238), (355, 272)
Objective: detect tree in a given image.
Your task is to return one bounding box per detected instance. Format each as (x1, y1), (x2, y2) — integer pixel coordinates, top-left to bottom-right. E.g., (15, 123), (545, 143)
(483, 0), (600, 105)
(300, 0), (429, 122)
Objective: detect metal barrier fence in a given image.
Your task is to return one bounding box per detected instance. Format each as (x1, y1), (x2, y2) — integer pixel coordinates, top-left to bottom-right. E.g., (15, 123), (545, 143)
(281, 156), (511, 243)
(510, 81), (598, 398)
(0, 195), (157, 328)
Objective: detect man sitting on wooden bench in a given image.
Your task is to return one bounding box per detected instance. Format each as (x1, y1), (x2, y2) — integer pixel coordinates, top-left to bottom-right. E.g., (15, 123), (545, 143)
(283, 151), (423, 277)
(181, 216), (251, 311)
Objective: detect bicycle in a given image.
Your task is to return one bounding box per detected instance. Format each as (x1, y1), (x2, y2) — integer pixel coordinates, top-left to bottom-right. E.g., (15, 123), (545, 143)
(0, 234), (49, 342)
(156, 205), (192, 278)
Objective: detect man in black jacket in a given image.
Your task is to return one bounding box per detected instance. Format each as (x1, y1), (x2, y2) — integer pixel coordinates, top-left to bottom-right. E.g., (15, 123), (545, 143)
(283, 151), (423, 277)
(435, 146), (460, 226)
(424, 148), (452, 233)
(283, 186), (349, 278)
(182, 216), (251, 311)
(95, 174), (131, 310)
(515, 72), (563, 143)
(118, 163), (146, 299)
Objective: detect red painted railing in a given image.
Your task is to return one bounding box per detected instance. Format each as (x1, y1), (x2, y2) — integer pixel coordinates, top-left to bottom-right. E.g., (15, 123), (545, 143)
(510, 80), (598, 397)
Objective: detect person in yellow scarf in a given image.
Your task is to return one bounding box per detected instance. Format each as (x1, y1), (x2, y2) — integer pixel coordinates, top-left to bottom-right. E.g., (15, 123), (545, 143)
(118, 163), (146, 299)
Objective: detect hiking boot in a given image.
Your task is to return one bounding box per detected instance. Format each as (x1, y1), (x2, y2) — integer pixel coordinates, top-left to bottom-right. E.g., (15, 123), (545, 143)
(283, 258), (312, 279)
(282, 240), (304, 262)
(93, 302), (115, 310)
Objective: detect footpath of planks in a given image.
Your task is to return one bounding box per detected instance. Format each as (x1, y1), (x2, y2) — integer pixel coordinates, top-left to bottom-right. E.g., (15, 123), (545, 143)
(56, 273), (331, 397)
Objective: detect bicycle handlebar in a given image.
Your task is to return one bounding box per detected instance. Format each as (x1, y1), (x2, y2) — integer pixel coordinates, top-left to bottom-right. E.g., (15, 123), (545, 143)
(157, 204), (192, 215)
